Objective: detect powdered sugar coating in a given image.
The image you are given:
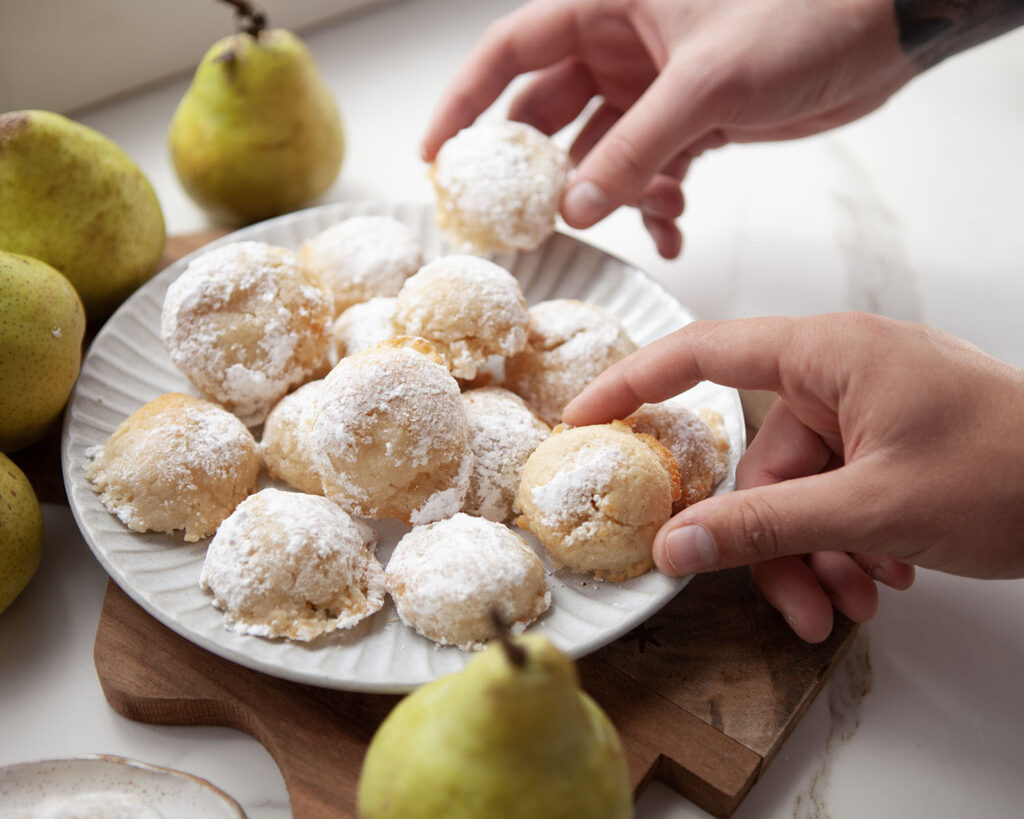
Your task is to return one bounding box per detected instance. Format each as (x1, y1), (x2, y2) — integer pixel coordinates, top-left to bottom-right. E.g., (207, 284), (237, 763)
(432, 120), (568, 252)
(385, 513), (550, 650)
(311, 341), (472, 523)
(300, 216), (423, 315)
(628, 399), (731, 512)
(260, 379), (324, 495)
(160, 241), (333, 426)
(332, 296), (397, 360)
(393, 254), (529, 379)
(85, 393), (260, 542)
(461, 387), (550, 522)
(506, 299), (637, 425)
(517, 422), (679, 581)
(200, 488), (384, 642)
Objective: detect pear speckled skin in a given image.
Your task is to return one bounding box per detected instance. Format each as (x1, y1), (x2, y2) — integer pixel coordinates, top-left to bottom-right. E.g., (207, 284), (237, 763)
(0, 452), (44, 614)
(169, 29), (344, 225)
(0, 251), (85, 453)
(357, 634), (634, 819)
(0, 110), (166, 320)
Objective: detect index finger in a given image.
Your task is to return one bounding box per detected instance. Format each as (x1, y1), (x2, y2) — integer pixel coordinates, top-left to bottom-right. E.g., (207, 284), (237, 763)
(561, 316), (802, 424)
(422, 0), (582, 160)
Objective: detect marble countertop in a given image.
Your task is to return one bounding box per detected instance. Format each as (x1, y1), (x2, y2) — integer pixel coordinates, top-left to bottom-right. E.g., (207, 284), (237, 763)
(2, 1), (1023, 816)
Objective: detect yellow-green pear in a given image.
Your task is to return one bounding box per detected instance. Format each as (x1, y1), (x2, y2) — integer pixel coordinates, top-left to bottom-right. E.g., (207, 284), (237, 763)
(0, 251), (86, 453)
(357, 632), (634, 819)
(0, 110), (166, 320)
(0, 452), (44, 614)
(168, 17), (345, 225)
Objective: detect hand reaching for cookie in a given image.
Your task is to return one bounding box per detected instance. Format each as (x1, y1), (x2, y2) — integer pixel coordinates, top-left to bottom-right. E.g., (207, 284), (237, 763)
(562, 313), (1024, 642)
(422, 0), (919, 259)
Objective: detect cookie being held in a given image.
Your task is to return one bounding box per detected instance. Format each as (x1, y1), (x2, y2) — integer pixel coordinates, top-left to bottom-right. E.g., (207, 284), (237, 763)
(516, 421), (680, 582)
(431, 119), (568, 253)
(627, 399), (731, 512)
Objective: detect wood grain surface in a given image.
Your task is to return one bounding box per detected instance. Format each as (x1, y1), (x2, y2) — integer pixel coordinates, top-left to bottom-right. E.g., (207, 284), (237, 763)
(21, 231), (854, 818)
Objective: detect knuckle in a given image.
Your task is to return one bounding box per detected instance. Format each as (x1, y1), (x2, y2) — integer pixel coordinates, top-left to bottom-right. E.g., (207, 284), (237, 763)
(731, 495), (785, 563)
(600, 130), (650, 189)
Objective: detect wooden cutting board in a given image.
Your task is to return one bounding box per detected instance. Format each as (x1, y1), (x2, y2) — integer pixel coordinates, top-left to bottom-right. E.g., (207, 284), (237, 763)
(18, 232), (856, 818)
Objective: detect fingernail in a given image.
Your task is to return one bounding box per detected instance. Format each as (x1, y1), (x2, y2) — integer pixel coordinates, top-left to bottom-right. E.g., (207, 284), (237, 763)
(870, 565), (888, 583)
(663, 525), (718, 575)
(562, 180), (613, 226)
(638, 195), (661, 216)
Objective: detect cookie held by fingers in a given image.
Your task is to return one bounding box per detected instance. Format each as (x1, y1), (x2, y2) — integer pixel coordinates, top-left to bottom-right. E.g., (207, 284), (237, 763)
(516, 421), (681, 581)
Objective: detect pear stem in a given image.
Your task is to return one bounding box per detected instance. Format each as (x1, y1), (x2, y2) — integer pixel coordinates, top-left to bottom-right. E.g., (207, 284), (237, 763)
(488, 608), (527, 669)
(218, 0), (268, 37)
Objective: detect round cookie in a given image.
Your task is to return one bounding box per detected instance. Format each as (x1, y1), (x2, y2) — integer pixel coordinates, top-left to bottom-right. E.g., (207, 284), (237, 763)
(200, 488), (385, 641)
(332, 296), (397, 360)
(85, 392), (260, 542)
(461, 387), (550, 523)
(432, 119), (568, 253)
(392, 254), (529, 379)
(516, 421), (681, 582)
(311, 339), (472, 524)
(627, 399), (732, 512)
(385, 513), (550, 650)
(260, 379), (324, 495)
(505, 299), (637, 426)
(300, 215), (423, 315)
(160, 241), (333, 426)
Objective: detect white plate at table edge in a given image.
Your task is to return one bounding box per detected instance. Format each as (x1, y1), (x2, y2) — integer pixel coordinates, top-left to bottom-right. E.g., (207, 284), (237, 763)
(61, 200), (746, 694)
(0, 755), (245, 818)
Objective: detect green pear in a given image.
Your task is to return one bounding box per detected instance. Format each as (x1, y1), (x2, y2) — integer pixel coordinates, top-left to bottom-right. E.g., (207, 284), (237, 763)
(0, 110), (166, 320)
(0, 251), (86, 453)
(0, 452), (44, 614)
(168, 22), (344, 225)
(357, 633), (634, 819)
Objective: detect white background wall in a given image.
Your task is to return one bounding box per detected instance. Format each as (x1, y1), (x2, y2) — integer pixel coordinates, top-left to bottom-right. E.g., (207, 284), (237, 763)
(0, 0), (393, 113)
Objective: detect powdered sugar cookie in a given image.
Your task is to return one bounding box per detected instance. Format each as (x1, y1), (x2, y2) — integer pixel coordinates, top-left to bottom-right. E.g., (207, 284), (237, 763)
(505, 299), (637, 426)
(311, 339), (472, 524)
(516, 421), (680, 581)
(200, 488), (385, 641)
(260, 379), (324, 495)
(461, 387), (550, 523)
(160, 241), (333, 426)
(393, 254), (529, 379)
(627, 399), (731, 512)
(300, 215), (423, 315)
(332, 296), (397, 360)
(432, 120), (568, 253)
(386, 513), (550, 650)
(85, 393), (260, 542)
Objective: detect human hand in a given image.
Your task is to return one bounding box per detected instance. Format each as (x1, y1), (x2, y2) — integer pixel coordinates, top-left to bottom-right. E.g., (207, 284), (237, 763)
(422, 0), (919, 259)
(562, 313), (1024, 641)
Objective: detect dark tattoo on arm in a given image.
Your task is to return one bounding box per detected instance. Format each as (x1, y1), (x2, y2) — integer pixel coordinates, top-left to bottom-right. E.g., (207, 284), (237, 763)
(895, 0), (1024, 68)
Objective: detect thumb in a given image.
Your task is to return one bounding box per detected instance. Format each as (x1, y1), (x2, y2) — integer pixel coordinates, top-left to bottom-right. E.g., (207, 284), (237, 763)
(562, 58), (721, 228)
(653, 463), (893, 576)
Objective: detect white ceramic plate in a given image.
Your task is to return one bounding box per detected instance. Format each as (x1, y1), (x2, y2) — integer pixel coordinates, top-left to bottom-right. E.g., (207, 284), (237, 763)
(62, 200), (745, 693)
(0, 755), (245, 818)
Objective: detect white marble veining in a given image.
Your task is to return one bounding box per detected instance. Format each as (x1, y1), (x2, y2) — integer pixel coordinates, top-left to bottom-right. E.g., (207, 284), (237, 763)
(2, 0), (1023, 817)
